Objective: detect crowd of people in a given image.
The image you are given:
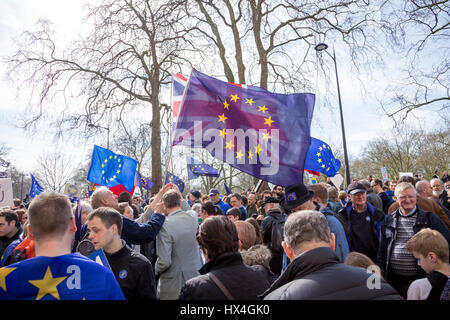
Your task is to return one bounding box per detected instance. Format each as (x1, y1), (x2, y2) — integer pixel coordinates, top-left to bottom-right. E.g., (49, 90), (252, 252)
(0, 171), (449, 300)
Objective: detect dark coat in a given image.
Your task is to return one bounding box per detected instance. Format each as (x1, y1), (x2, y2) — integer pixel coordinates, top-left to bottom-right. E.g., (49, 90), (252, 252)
(0, 226), (22, 259)
(178, 252), (273, 300)
(262, 247), (401, 300)
(260, 209), (286, 276)
(377, 206), (450, 280)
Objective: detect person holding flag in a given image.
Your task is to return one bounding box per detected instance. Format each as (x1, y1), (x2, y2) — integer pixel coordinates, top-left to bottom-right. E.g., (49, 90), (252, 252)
(0, 191), (125, 300)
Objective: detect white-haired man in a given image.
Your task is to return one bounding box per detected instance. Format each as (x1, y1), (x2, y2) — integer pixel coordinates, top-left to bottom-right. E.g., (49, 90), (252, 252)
(377, 182), (450, 299)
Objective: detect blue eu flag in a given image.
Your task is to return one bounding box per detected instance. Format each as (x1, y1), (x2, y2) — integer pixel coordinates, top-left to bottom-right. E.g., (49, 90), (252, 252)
(29, 174), (44, 198)
(87, 145), (138, 192)
(304, 137), (341, 177)
(165, 172), (185, 193)
(187, 157), (219, 180)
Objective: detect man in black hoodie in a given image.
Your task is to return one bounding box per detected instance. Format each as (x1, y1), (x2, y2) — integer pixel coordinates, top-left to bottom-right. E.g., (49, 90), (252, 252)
(262, 210), (401, 300)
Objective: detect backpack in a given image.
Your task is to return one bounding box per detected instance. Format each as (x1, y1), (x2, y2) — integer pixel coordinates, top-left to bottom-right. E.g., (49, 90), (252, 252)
(269, 218), (284, 256)
(4, 237), (35, 266)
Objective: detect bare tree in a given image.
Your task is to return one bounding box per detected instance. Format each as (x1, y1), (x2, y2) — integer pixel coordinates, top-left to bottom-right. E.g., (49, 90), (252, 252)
(35, 149), (74, 192)
(382, 0), (449, 122)
(6, 0), (196, 191)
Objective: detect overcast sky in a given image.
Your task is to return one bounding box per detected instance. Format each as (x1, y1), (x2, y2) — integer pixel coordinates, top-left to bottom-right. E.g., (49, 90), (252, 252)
(0, 0), (443, 176)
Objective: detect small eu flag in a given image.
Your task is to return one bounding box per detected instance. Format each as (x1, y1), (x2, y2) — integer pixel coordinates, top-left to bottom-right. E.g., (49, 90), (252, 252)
(134, 171), (154, 191)
(187, 157), (219, 180)
(165, 172), (185, 193)
(29, 174), (44, 198)
(87, 145), (138, 192)
(304, 138), (341, 177)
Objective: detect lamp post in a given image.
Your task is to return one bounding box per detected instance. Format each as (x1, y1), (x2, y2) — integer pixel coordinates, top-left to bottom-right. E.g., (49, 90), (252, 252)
(88, 123), (110, 149)
(314, 43), (351, 187)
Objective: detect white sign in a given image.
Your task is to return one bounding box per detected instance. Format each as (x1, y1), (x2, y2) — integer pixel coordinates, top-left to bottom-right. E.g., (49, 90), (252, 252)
(398, 172), (413, 178)
(0, 178), (14, 207)
(330, 173), (344, 189)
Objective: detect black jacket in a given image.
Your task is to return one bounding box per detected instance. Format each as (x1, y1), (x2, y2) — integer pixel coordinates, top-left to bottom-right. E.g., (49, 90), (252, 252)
(260, 209), (286, 276)
(262, 247), (401, 300)
(178, 252), (273, 300)
(0, 226), (22, 259)
(377, 206), (450, 280)
(105, 241), (157, 300)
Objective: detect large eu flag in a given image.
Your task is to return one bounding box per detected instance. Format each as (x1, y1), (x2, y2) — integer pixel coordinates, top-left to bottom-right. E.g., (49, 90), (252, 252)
(187, 157), (219, 180)
(172, 69), (315, 187)
(165, 172), (185, 193)
(304, 137), (341, 177)
(87, 145), (137, 192)
(29, 174), (44, 198)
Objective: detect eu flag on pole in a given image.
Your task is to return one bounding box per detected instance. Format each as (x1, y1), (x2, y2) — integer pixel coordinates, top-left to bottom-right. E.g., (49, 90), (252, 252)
(87, 145), (137, 192)
(29, 174), (44, 198)
(165, 172), (185, 193)
(187, 157), (219, 180)
(224, 183), (232, 195)
(304, 137), (341, 177)
(172, 69), (315, 187)
(134, 171), (154, 191)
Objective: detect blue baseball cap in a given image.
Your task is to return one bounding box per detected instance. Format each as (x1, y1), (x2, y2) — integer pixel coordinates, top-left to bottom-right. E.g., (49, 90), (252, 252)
(209, 188), (220, 196)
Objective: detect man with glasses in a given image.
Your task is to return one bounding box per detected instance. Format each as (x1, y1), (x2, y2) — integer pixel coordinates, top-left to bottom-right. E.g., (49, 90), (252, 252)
(377, 182), (450, 299)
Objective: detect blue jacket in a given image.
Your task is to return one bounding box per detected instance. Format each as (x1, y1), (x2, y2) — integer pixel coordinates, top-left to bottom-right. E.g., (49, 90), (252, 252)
(320, 206), (350, 262)
(81, 212), (165, 246)
(215, 200), (231, 215)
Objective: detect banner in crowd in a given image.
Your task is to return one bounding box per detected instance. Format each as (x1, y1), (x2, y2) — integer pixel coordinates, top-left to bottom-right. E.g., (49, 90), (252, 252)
(380, 167), (388, 182)
(304, 137), (341, 177)
(172, 69), (315, 187)
(64, 183), (80, 199)
(0, 178), (14, 207)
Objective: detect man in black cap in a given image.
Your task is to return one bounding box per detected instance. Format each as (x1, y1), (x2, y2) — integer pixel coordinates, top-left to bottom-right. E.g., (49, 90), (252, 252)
(260, 196), (286, 276)
(337, 181), (385, 262)
(189, 190), (202, 206)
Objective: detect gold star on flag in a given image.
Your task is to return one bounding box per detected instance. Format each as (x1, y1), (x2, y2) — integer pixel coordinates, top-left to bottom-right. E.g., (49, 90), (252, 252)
(323, 144), (326, 148)
(225, 140), (235, 150)
(235, 150), (243, 160)
(262, 132), (271, 142)
(223, 100), (230, 110)
(317, 158), (322, 163)
(254, 144), (262, 155)
(219, 128), (227, 138)
(109, 156), (112, 159)
(28, 266), (67, 300)
(258, 105), (268, 113)
(263, 116), (274, 127)
(322, 164), (325, 168)
(218, 113), (228, 123)
(316, 152), (321, 157)
(245, 98), (255, 105)
(0, 267), (16, 291)
(248, 150), (254, 159)
(230, 94), (240, 102)
(318, 146), (323, 151)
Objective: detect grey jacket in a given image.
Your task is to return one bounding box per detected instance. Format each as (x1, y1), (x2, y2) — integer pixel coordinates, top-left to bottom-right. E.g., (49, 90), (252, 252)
(155, 202), (201, 300)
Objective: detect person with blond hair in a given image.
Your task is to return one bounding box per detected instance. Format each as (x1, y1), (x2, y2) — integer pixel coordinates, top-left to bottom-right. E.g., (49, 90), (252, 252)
(406, 228), (450, 300)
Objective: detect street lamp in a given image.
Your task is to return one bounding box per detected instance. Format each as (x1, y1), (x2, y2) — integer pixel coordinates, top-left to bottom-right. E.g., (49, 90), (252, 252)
(88, 123), (110, 149)
(314, 42), (351, 187)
